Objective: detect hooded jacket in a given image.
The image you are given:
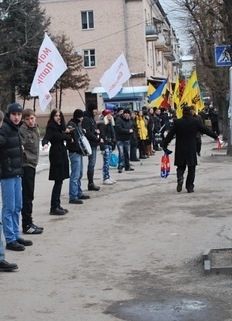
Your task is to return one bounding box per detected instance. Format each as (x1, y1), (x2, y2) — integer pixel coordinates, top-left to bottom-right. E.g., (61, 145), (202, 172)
(82, 111), (100, 147)
(66, 118), (86, 154)
(115, 115), (133, 141)
(19, 122), (40, 168)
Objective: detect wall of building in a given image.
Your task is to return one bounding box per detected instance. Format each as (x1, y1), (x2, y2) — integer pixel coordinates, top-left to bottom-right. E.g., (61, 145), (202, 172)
(25, 0), (180, 115)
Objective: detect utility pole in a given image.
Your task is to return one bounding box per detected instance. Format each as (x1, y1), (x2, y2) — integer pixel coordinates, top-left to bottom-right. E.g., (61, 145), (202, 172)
(225, 47), (232, 155)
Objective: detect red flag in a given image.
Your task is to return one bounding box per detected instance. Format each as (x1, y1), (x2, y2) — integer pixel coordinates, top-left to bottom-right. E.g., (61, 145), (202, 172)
(179, 79), (185, 100)
(160, 153), (170, 178)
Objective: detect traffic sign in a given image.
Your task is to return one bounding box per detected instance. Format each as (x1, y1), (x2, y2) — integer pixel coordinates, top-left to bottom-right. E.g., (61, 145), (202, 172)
(215, 45), (231, 67)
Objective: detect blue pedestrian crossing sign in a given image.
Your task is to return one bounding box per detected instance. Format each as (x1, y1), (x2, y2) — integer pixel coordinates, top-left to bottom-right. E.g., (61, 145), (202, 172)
(215, 45), (231, 66)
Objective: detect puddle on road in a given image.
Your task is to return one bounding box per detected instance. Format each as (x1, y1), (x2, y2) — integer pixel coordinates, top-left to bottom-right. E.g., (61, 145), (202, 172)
(104, 296), (229, 321)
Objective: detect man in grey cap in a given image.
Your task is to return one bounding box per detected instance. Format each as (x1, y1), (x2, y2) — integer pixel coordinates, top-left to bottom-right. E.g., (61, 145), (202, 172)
(0, 103), (32, 251)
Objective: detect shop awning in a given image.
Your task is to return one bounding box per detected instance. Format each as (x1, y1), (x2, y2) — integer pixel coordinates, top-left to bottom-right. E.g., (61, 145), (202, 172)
(92, 86), (148, 94)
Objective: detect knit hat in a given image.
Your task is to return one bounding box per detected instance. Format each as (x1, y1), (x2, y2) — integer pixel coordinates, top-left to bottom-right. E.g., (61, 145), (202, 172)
(6, 103), (23, 116)
(117, 107), (124, 113)
(102, 109), (112, 117)
(182, 106), (192, 116)
(73, 109), (84, 120)
(123, 108), (131, 115)
(86, 103), (97, 112)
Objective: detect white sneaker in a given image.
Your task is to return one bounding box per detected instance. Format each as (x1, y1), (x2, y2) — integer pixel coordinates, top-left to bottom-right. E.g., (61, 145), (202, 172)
(109, 177), (117, 183)
(103, 179), (114, 185)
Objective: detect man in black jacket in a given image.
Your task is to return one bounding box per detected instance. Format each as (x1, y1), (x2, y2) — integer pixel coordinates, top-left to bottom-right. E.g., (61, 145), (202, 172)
(115, 109), (134, 173)
(82, 103), (101, 191)
(0, 110), (18, 270)
(162, 106), (218, 193)
(0, 103), (32, 251)
(67, 109), (91, 203)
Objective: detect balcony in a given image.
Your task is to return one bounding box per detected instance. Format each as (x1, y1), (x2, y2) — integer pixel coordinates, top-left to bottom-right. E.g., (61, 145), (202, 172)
(154, 34), (169, 51)
(146, 24), (158, 42)
(164, 51), (176, 61)
(172, 53), (180, 66)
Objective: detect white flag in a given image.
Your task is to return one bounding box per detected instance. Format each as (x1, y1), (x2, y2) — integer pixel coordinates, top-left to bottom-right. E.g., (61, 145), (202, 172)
(30, 33), (67, 111)
(100, 53), (131, 99)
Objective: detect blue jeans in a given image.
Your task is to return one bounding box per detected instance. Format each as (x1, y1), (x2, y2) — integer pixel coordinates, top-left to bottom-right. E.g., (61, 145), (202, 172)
(0, 222), (5, 262)
(69, 152), (83, 200)
(116, 140), (130, 170)
(1, 177), (22, 243)
(102, 145), (112, 181)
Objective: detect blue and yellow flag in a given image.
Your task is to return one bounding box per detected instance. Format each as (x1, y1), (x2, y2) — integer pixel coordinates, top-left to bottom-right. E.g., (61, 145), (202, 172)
(147, 83), (156, 106)
(148, 78), (168, 107)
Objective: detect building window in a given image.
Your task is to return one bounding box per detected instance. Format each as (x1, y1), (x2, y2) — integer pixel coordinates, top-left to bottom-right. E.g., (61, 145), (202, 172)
(84, 49), (95, 67)
(81, 11), (94, 29)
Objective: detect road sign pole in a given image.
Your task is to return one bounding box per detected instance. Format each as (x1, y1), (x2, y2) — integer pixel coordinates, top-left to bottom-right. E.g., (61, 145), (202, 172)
(227, 67), (232, 155)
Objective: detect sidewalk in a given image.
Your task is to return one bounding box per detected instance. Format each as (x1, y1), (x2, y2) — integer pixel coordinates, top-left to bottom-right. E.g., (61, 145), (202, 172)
(1, 136), (232, 321)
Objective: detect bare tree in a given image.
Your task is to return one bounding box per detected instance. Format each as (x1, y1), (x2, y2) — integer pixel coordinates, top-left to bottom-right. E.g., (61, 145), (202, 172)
(174, 0), (232, 143)
(0, 0), (50, 110)
(52, 34), (90, 110)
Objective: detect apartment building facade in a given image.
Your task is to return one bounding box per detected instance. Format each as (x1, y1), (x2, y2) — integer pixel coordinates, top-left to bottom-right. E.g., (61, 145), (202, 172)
(38, 0), (180, 114)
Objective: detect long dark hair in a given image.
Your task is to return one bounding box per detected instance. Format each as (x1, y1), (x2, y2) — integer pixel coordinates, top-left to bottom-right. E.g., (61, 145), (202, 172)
(48, 108), (66, 131)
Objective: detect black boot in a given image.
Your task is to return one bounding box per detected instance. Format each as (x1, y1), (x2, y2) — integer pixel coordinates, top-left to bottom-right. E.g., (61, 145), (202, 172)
(88, 183), (100, 191)
(87, 171), (100, 191)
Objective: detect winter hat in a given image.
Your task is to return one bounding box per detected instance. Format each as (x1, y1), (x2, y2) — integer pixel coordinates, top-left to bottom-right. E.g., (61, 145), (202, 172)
(123, 108), (131, 115)
(73, 109), (84, 120)
(182, 106), (192, 116)
(102, 109), (112, 117)
(6, 103), (23, 116)
(87, 102), (97, 112)
(117, 107), (124, 113)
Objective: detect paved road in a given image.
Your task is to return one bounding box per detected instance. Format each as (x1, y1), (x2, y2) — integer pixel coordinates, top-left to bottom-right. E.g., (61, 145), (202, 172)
(1, 136), (232, 321)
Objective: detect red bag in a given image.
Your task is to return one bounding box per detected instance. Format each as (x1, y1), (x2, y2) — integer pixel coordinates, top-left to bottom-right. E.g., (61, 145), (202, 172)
(160, 153), (170, 178)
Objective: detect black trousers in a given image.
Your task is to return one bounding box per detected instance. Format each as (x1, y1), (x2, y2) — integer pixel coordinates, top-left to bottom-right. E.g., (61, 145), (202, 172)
(177, 165), (196, 190)
(22, 166), (36, 227)
(51, 180), (63, 210)
(196, 136), (202, 155)
(138, 140), (146, 157)
(130, 145), (138, 161)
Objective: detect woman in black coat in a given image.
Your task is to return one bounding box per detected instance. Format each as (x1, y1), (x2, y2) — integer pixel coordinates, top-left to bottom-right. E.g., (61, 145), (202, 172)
(42, 109), (73, 215)
(162, 107), (218, 193)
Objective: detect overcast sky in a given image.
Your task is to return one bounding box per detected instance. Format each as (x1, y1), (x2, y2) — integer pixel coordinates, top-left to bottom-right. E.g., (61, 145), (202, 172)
(159, 0), (190, 54)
